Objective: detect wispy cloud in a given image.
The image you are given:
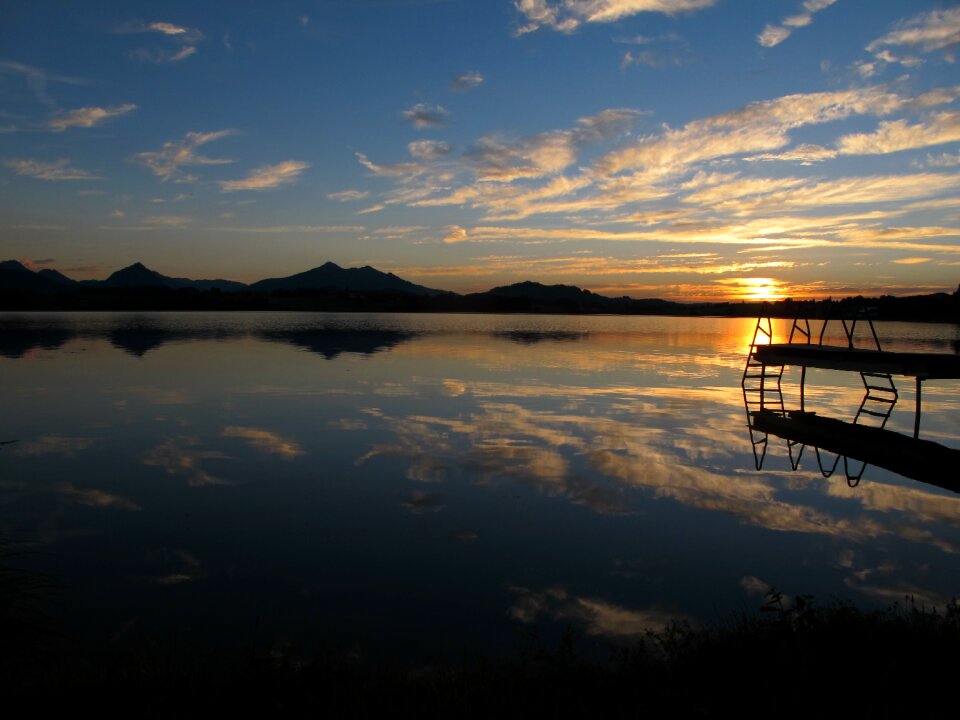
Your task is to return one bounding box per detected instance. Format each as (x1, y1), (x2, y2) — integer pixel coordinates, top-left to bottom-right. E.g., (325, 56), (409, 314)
(142, 214), (192, 227)
(4, 158), (100, 180)
(48, 104), (137, 131)
(925, 151), (960, 168)
(757, 0), (836, 48)
(617, 32), (691, 69)
(118, 20), (204, 64)
(327, 189), (370, 202)
(852, 8), (960, 79)
(0, 60), (87, 109)
(219, 160), (309, 191)
(452, 71), (484, 91)
(408, 140), (451, 160)
(402, 103), (449, 128)
(135, 129), (237, 182)
(514, 0), (716, 36)
(836, 112), (960, 156)
(867, 7), (960, 56)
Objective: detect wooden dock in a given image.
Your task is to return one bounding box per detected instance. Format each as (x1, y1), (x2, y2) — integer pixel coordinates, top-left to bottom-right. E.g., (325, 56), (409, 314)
(753, 344), (960, 380)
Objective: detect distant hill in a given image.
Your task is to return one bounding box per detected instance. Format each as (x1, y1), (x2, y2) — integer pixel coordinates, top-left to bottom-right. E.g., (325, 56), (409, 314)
(0, 260), (65, 292)
(36, 268), (77, 285)
(471, 281), (682, 313)
(485, 281), (602, 302)
(248, 261), (448, 296)
(99, 262), (246, 291)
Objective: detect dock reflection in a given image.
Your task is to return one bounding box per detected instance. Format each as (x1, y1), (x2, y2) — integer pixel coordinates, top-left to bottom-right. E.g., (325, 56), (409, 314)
(750, 409), (960, 492)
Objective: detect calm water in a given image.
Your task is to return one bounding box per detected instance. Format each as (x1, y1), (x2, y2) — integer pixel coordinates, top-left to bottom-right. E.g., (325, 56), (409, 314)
(2, 312), (959, 662)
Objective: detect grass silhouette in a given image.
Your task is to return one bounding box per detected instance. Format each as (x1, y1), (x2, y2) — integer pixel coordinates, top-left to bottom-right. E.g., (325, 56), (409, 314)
(2, 575), (958, 717)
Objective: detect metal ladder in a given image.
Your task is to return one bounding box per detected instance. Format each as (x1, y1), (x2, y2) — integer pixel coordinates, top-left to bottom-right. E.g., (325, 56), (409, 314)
(742, 317), (789, 470)
(813, 307), (898, 485)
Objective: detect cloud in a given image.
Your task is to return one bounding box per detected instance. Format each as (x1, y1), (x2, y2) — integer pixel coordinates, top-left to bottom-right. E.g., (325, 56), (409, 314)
(48, 104), (137, 131)
(402, 103), (449, 128)
(142, 214), (192, 227)
(620, 34), (691, 69)
(514, 0), (716, 35)
(867, 7), (960, 55)
(744, 144), (838, 164)
(460, 108), (641, 183)
(0, 60), (87, 109)
(683, 173), (960, 215)
(452, 71), (484, 91)
(836, 112), (960, 156)
(222, 426), (305, 459)
(119, 20), (204, 64)
(135, 129), (237, 182)
(327, 189), (370, 202)
(757, 0), (836, 48)
(595, 85), (913, 177)
(215, 223), (365, 233)
(355, 151), (426, 179)
(443, 225), (469, 243)
(357, 204), (386, 214)
(4, 158), (100, 180)
(220, 160), (309, 191)
(359, 82), (960, 245)
(408, 140), (451, 160)
(925, 151), (960, 168)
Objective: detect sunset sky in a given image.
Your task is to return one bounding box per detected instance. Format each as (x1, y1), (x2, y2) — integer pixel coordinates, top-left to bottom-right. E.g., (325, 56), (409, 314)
(1, 0), (958, 301)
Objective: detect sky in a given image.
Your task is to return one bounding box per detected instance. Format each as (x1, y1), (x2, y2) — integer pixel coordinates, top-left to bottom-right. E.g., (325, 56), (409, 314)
(1, 0), (958, 302)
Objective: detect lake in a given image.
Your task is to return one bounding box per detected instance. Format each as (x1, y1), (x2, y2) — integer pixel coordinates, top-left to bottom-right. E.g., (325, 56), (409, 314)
(2, 311), (959, 664)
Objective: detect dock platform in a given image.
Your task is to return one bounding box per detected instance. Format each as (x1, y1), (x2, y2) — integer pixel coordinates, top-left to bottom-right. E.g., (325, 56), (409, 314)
(754, 344), (960, 380)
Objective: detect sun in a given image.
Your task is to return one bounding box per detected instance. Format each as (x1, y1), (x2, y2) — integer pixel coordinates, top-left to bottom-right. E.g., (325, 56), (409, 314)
(738, 277), (787, 302)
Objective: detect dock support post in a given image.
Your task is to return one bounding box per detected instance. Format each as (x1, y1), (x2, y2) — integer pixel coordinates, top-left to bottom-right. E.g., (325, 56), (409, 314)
(914, 377), (922, 439)
(800, 366), (806, 412)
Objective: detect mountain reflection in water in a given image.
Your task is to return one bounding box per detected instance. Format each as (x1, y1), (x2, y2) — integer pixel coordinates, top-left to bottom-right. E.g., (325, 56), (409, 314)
(1, 312), (957, 662)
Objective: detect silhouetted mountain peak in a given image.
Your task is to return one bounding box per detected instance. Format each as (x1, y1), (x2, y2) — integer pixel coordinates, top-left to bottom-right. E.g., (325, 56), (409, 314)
(37, 269), (77, 285)
(0, 260), (65, 291)
(248, 261), (447, 296)
(103, 262), (169, 288)
(0, 260), (32, 273)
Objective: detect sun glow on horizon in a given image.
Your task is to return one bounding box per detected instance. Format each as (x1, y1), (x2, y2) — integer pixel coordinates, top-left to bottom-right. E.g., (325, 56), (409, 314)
(720, 277), (788, 303)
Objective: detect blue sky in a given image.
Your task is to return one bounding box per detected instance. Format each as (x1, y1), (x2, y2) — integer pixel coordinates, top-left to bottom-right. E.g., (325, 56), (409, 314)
(1, 0), (958, 300)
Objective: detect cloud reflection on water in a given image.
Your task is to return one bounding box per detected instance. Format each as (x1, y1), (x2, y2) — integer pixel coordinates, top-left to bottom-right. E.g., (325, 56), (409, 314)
(508, 585), (681, 637)
(142, 436), (230, 486)
(359, 381), (959, 554)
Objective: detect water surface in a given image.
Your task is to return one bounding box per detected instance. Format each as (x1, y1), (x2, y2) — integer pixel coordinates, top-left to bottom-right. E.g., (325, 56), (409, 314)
(2, 312), (958, 662)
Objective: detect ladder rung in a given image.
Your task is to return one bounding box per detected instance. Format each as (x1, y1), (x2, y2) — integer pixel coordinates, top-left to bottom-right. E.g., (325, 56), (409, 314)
(864, 396), (897, 403)
(858, 409), (890, 418)
(864, 384), (895, 391)
(861, 372), (891, 378)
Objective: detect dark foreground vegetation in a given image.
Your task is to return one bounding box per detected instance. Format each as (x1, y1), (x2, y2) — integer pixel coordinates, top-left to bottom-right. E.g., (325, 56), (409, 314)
(4, 560), (958, 719)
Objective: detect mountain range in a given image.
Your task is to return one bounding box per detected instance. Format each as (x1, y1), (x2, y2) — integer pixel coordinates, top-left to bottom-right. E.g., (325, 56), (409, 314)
(2, 259), (958, 322)
(0, 259), (601, 302)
